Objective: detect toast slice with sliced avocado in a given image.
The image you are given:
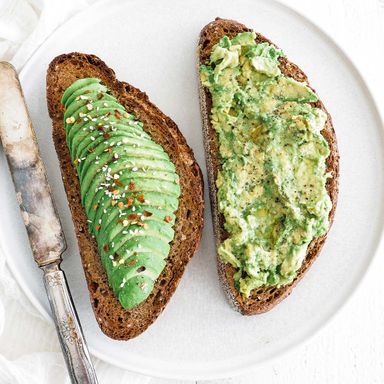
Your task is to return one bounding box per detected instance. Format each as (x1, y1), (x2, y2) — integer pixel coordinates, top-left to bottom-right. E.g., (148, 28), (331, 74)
(47, 53), (204, 339)
(198, 18), (339, 315)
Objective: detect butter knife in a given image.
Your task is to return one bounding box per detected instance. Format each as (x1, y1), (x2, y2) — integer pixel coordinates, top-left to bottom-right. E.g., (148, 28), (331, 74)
(0, 62), (98, 384)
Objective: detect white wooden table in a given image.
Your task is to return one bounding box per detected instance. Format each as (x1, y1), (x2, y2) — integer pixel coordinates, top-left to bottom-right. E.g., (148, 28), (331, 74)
(0, 1), (383, 383)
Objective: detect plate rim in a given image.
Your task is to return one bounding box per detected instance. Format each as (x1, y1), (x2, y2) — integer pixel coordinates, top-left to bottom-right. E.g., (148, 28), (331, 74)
(2, 0), (383, 379)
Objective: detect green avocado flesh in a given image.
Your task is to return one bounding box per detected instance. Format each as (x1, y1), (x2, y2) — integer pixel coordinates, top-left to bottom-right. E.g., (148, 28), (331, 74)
(62, 78), (180, 309)
(200, 32), (332, 297)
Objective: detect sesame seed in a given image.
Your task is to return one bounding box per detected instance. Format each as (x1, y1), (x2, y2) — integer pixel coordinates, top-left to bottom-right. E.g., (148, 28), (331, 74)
(66, 116), (75, 124)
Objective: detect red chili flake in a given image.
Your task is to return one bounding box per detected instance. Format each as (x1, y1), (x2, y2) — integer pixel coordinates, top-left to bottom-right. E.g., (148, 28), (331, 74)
(112, 189), (119, 195)
(164, 216), (172, 223)
(97, 93), (104, 100)
(106, 112), (111, 117)
(126, 259), (137, 266)
(137, 193), (145, 203)
(117, 201), (124, 208)
(93, 204), (98, 211)
(76, 118), (81, 123)
(104, 147), (113, 153)
(111, 200), (117, 206)
(127, 213), (139, 221)
(95, 224), (101, 231)
(126, 197), (133, 207)
(114, 110), (121, 119)
(116, 219), (124, 223)
(114, 179), (123, 186)
(103, 132), (110, 139)
(88, 147), (94, 153)
(84, 90), (91, 94)
(143, 210), (152, 217)
(108, 186), (115, 192)
(128, 181), (135, 190)
(103, 244), (109, 252)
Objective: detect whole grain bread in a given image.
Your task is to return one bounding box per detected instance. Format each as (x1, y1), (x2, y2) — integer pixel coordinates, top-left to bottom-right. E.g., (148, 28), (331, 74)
(198, 18), (339, 315)
(47, 53), (204, 339)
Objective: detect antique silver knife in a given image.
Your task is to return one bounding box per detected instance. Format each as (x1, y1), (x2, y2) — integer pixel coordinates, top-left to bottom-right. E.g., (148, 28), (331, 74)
(0, 62), (98, 383)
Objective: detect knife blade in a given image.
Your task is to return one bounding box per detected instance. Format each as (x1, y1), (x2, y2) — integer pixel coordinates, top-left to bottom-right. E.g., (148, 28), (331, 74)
(0, 62), (98, 384)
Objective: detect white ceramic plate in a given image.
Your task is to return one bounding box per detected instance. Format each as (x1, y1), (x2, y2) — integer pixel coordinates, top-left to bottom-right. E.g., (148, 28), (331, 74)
(0, 0), (383, 380)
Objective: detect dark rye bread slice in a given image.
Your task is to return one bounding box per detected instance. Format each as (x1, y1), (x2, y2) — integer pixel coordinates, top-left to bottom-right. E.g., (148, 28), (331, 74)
(47, 53), (204, 339)
(198, 18), (339, 315)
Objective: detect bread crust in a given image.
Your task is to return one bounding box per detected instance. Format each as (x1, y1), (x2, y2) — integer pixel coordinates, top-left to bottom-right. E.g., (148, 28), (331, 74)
(198, 18), (339, 315)
(47, 53), (204, 339)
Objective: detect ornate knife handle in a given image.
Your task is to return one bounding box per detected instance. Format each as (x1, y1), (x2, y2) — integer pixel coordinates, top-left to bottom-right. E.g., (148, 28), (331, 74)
(42, 262), (98, 384)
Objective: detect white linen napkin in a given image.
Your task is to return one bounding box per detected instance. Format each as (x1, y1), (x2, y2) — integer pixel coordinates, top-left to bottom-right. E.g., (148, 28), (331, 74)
(0, 1), (151, 383)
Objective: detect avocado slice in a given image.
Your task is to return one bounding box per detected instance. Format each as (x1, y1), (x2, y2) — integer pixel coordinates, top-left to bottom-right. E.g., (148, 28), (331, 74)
(62, 78), (181, 309)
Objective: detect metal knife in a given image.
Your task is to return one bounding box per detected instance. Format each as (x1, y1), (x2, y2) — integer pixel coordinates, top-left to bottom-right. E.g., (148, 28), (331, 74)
(0, 62), (98, 384)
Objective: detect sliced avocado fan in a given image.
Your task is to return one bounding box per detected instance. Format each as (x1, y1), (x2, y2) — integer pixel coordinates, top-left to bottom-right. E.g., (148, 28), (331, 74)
(62, 78), (181, 309)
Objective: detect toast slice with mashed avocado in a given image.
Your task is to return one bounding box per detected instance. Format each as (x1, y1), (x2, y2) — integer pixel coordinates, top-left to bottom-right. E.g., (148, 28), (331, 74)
(198, 18), (339, 315)
(47, 53), (204, 339)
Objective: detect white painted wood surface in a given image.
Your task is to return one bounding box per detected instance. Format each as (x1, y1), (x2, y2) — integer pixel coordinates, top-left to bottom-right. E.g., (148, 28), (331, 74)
(0, 0), (383, 383)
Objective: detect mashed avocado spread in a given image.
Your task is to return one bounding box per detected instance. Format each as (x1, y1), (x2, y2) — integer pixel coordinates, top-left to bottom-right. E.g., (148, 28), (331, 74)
(200, 32), (332, 296)
(62, 78), (180, 309)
